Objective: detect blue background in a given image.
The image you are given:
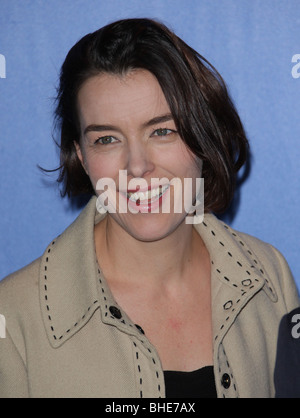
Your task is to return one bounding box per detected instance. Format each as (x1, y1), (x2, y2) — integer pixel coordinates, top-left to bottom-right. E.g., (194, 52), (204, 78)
(0, 0), (299, 290)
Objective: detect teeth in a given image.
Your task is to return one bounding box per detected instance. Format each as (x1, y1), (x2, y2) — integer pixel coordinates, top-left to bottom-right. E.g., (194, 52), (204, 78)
(127, 185), (169, 202)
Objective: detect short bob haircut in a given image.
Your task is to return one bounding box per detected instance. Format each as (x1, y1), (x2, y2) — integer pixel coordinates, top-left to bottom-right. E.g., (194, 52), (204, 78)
(54, 18), (249, 214)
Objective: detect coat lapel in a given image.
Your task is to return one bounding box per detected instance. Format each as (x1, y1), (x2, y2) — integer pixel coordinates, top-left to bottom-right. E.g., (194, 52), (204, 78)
(39, 198), (101, 347)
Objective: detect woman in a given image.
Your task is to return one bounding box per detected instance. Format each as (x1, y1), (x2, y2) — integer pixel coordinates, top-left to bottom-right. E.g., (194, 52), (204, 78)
(0, 18), (298, 398)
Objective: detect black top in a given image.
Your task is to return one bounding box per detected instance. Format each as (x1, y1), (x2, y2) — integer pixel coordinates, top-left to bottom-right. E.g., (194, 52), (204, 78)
(275, 307), (300, 398)
(164, 365), (217, 398)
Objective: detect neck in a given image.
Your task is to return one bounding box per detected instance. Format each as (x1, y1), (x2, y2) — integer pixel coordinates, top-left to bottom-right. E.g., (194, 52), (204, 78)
(94, 215), (204, 289)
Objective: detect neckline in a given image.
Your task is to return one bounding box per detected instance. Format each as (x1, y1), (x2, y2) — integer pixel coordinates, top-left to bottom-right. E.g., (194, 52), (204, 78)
(164, 365), (214, 374)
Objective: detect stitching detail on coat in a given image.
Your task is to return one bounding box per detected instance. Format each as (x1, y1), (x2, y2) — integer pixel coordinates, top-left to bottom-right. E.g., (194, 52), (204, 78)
(202, 220), (274, 295)
(211, 261), (260, 293)
(42, 240), (99, 342)
(133, 341), (162, 398)
(133, 342), (144, 398)
(97, 268), (136, 331)
(221, 223), (276, 296)
(217, 345), (238, 398)
(148, 347), (162, 397)
(97, 268), (108, 316)
(97, 265), (162, 397)
(97, 267), (162, 397)
(202, 221), (268, 345)
(214, 294), (242, 342)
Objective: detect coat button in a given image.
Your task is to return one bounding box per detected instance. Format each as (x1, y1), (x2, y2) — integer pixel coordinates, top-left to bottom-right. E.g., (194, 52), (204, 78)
(221, 373), (231, 389)
(109, 306), (122, 319)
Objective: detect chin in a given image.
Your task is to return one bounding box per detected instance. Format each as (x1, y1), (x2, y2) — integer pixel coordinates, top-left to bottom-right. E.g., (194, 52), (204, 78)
(121, 212), (185, 243)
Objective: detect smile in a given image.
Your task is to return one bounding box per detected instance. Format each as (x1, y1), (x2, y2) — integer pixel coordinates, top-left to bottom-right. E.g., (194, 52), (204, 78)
(127, 185), (170, 203)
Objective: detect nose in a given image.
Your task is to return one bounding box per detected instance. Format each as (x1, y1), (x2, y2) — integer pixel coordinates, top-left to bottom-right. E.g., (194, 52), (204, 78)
(125, 139), (155, 179)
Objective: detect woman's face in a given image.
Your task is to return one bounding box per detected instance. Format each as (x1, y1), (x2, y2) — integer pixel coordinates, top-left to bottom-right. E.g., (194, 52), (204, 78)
(76, 69), (202, 242)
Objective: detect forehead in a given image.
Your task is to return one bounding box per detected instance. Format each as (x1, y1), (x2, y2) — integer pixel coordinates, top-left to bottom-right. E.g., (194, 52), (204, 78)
(77, 70), (170, 126)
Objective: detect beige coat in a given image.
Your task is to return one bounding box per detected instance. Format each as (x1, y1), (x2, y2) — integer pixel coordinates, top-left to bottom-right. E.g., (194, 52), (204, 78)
(0, 196), (299, 398)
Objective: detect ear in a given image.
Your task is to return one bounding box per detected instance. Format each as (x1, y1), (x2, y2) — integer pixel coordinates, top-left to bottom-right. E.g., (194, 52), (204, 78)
(74, 141), (88, 175)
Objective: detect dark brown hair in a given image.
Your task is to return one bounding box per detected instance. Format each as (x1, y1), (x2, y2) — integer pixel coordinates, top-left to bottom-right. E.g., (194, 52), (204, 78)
(54, 18), (249, 213)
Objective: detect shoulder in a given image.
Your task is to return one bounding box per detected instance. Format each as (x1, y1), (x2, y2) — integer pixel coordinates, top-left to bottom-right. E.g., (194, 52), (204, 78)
(237, 230), (288, 272)
(0, 258), (42, 358)
(0, 258), (41, 314)
(237, 230), (295, 286)
(225, 224), (299, 311)
(198, 213), (299, 311)
(199, 212), (292, 272)
(208, 213), (295, 279)
(0, 197), (98, 309)
(0, 257), (41, 294)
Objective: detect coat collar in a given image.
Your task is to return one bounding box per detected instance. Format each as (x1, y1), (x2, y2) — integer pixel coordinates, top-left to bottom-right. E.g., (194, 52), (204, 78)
(194, 216), (278, 342)
(39, 196), (277, 348)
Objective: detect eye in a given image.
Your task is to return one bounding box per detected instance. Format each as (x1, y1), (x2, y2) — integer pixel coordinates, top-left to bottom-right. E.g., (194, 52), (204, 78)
(152, 128), (176, 137)
(95, 136), (118, 145)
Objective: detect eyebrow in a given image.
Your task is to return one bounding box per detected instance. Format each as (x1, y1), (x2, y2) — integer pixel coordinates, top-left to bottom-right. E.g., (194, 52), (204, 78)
(83, 113), (174, 135)
(142, 113), (173, 128)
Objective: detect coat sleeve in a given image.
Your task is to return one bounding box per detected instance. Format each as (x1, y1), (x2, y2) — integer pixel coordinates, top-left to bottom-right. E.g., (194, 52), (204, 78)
(0, 259), (41, 398)
(0, 328), (29, 398)
(270, 244), (300, 312)
(265, 245), (300, 397)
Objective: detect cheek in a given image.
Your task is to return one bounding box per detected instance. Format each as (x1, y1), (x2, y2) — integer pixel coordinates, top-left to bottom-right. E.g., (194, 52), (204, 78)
(85, 155), (120, 188)
(180, 146), (203, 178)
(173, 152), (202, 201)
(162, 141), (201, 176)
